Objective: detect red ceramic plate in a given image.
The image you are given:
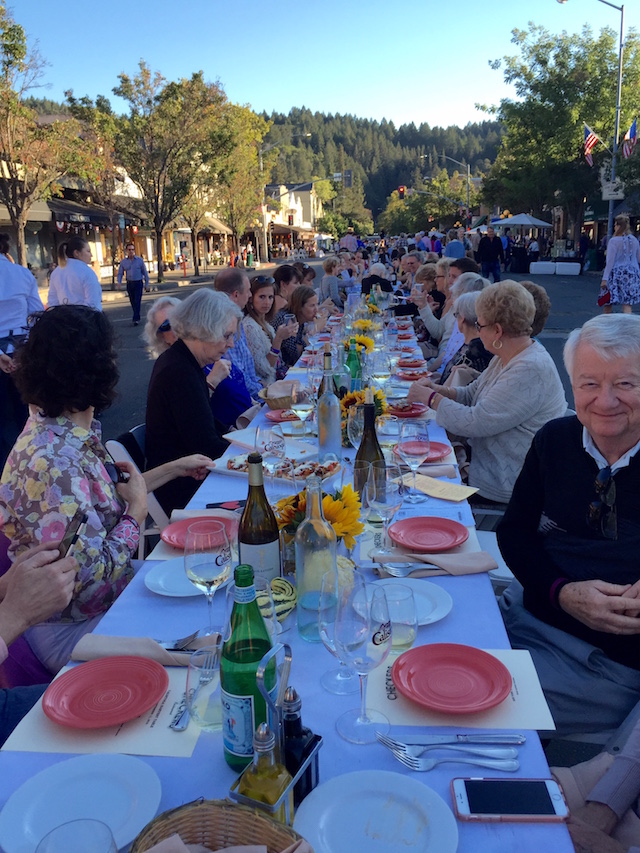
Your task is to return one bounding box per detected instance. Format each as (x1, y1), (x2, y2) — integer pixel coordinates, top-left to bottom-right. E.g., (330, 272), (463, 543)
(391, 644), (512, 714)
(401, 346), (414, 353)
(43, 657), (169, 729)
(161, 514), (236, 550)
(398, 358), (426, 368)
(388, 516), (469, 552)
(397, 333), (413, 340)
(317, 335), (331, 342)
(387, 402), (428, 419)
(396, 369), (430, 381)
(265, 409), (300, 423)
(422, 440), (451, 463)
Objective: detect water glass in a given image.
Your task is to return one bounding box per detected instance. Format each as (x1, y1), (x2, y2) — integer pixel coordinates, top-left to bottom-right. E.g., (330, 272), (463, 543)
(383, 585), (418, 655)
(35, 820), (117, 853)
(186, 643), (222, 731)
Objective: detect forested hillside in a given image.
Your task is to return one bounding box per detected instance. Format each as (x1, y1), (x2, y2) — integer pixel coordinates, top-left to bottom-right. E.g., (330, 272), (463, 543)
(262, 107), (503, 216)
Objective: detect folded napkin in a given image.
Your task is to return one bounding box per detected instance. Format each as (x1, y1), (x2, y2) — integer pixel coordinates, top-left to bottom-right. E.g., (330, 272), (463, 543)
(71, 634), (216, 667)
(417, 463), (457, 479)
(370, 548), (498, 578)
(266, 379), (299, 398)
(146, 833), (312, 853)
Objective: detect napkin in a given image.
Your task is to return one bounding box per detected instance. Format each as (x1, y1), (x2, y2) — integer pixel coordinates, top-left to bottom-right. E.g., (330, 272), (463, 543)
(417, 463), (457, 479)
(71, 634), (216, 667)
(145, 833), (312, 853)
(266, 379), (299, 398)
(370, 548), (498, 578)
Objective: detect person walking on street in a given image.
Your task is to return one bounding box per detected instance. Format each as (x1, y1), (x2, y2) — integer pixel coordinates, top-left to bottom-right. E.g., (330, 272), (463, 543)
(48, 237), (102, 311)
(117, 243), (150, 326)
(477, 226), (504, 282)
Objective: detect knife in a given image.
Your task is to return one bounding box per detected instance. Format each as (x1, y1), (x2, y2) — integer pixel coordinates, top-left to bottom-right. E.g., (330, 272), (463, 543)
(392, 733), (527, 745)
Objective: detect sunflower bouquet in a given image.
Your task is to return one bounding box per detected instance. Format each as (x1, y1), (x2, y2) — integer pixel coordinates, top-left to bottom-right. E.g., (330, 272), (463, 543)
(274, 483), (365, 551)
(367, 302), (382, 315)
(340, 387), (388, 446)
(342, 334), (374, 355)
(352, 318), (379, 335)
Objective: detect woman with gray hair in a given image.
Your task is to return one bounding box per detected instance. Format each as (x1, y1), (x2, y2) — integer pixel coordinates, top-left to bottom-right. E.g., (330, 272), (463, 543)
(439, 291), (492, 385)
(146, 288), (242, 512)
(408, 281), (567, 504)
(431, 272), (490, 378)
(142, 296), (180, 358)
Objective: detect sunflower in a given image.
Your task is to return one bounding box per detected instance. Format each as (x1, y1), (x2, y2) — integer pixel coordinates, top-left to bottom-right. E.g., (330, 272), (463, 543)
(368, 303), (382, 315)
(340, 388), (388, 446)
(342, 334), (374, 354)
(274, 484), (364, 550)
(352, 318), (374, 334)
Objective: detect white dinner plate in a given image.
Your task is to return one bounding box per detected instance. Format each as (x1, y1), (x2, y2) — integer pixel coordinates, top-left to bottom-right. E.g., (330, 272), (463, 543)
(293, 770), (458, 853)
(374, 578), (453, 626)
(0, 753), (161, 853)
(144, 556), (204, 597)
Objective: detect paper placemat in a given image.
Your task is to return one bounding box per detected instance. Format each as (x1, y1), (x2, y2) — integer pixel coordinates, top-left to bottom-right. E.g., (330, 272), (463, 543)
(2, 666), (200, 757)
(368, 648), (555, 731)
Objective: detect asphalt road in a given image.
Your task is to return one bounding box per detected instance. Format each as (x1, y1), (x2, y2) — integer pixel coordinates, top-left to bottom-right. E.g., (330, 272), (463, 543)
(99, 265), (608, 443)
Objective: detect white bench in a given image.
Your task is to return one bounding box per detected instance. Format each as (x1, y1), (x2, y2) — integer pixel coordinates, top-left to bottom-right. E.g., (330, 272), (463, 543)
(555, 262), (581, 275)
(529, 261), (556, 275)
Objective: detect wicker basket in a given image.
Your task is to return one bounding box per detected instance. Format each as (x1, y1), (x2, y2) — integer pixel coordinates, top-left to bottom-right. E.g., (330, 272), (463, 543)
(131, 798), (304, 852)
(258, 388), (293, 411)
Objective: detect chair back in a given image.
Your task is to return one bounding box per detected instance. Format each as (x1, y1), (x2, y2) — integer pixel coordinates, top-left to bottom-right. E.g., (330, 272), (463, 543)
(114, 424), (146, 471)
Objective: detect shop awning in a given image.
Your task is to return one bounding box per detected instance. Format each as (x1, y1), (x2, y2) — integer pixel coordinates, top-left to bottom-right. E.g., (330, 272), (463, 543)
(0, 199), (51, 223)
(48, 199), (113, 227)
(270, 223), (314, 235)
(202, 215), (232, 235)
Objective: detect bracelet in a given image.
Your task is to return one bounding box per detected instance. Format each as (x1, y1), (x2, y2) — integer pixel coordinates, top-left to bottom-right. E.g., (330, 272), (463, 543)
(427, 390), (438, 409)
(121, 513), (141, 532)
(270, 346), (280, 356)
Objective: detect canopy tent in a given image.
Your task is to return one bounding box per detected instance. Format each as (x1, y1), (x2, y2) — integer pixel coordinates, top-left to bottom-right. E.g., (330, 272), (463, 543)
(492, 214), (553, 229)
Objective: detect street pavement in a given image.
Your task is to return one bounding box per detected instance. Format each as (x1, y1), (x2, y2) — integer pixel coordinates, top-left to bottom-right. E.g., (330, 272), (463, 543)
(98, 262), (607, 443)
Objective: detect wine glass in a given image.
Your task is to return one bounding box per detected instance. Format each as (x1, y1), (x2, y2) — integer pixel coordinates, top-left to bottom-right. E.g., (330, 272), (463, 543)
(367, 352), (391, 391)
(254, 424), (286, 474)
(346, 405), (364, 451)
(306, 356), (324, 404)
(375, 414), (400, 462)
(184, 520), (232, 637)
(317, 569), (359, 695)
(263, 459), (297, 507)
(367, 460), (404, 557)
(395, 420), (430, 504)
(290, 386), (314, 436)
(334, 572), (392, 744)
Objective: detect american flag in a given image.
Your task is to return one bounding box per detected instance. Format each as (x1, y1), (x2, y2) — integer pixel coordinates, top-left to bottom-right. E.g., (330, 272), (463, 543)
(584, 124), (599, 167)
(623, 119), (637, 160)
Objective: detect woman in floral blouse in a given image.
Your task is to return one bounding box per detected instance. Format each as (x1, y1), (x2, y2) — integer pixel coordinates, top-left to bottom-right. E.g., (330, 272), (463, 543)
(0, 306), (211, 673)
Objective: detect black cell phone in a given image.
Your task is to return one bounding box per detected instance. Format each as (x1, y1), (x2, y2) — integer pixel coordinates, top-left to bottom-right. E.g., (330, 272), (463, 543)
(58, 509), (88, 558)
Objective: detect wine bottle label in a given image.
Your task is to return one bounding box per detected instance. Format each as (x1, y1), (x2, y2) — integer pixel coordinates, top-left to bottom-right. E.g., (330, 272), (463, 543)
(221, 690), (255, 757)
(238, 540), (280, 584)
(234, 584), (256, 604)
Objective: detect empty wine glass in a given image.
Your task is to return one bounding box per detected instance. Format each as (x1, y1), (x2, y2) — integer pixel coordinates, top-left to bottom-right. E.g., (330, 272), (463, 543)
(318, 569), (359, 695)
(395, 420), (430, 504)
(346, 405), (364, 451)
(290, 386), (314, 436)
(263, 459), (297, 508)
(184, 520), (232, 637)
(375, 414), (400, 461)
(306, 356), (324, 404)
(334, 572), (392, 744)
(255, 424), (286, 474)
(367, 460), (404, 557)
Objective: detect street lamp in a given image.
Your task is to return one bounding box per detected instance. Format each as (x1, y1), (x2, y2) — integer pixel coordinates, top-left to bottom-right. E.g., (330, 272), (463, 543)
(557, 0), (625, 238)
(259, 133), (311, 262)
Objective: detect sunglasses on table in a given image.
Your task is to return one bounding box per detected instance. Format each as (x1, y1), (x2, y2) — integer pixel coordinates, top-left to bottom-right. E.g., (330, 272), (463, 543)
(586, 466), (617, 540)
(157, 319), (171, 334)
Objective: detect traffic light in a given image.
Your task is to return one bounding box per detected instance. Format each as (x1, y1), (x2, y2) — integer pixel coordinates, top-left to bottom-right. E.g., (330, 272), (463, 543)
(343, 170), (352, 189)
(398, 185), (406, 200)
(288, 214), (294, 226)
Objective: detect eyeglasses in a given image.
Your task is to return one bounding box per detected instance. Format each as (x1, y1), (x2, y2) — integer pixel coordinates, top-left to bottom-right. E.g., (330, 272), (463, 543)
(474, 321), (491, 331)
(157, 319), (171, 334)
(586, 466), (617, 540)
(453, 311), (460, 318)
(253, 275), (275, 284)
(104, 462), (128, 485)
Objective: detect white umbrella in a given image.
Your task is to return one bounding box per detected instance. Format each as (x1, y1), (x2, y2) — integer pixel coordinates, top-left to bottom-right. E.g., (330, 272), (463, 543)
(495, 214), (553, 229)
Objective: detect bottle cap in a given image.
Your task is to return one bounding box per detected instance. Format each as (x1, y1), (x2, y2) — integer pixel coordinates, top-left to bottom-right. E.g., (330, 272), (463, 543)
(254, 721), (276, 752)
(283, 686), (301, 712)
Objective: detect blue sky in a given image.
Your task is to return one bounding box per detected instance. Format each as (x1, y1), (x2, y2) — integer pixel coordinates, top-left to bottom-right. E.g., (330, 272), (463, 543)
(15, 0), (640, 129)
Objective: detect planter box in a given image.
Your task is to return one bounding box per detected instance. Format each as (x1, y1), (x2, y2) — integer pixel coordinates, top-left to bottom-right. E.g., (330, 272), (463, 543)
(529, 261), (556, 275)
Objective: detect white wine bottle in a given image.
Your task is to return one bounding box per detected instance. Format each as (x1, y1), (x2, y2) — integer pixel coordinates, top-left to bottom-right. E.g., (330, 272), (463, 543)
(317, 344), (342, 463)
(238, 452), (281, 584)
(354, 387), (384, 500)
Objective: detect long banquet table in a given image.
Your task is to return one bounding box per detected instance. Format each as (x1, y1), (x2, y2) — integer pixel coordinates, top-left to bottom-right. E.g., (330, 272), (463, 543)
(0, 401), (574, 852)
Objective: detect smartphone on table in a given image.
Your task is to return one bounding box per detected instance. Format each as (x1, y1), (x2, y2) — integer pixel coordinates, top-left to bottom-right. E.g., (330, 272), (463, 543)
(451, 777), (569, 822)
(58, 509), (88, 558)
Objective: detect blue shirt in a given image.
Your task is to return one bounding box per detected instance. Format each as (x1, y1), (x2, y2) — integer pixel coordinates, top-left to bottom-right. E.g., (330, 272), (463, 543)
(227, 323), (262, 397)
(117, 255), (149, 286)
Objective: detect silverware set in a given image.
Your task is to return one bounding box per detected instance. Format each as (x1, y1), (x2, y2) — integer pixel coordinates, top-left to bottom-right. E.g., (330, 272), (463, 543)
(376, 732), (522, 772)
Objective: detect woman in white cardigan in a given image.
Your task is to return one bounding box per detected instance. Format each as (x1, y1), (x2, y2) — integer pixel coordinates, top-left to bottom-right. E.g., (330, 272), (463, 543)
(408, 281), (568, 504)
(242, 276), (297, 384)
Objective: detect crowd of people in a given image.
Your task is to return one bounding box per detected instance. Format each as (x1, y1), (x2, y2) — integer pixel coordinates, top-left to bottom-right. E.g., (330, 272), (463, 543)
(3, 219), (640, 851)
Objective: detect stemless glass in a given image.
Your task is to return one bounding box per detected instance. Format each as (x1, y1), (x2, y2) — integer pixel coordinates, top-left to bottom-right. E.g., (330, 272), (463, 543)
(317, 569), (359, 695)
(35, 820), (117, 853)
(395, 420), (430, 504)
(384, 585), (418, 655)
(367, 460), (404, 557)
(290, 386), (314, 436)
(184, 520), (232, 637)
(334, 572), (392, 744)
(186, 643), (223, 731)
(368, 352), (391, 391)
(376, 414), (400, 462)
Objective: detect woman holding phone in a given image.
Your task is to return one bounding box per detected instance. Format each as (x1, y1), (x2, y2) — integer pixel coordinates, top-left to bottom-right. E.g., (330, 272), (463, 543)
(0, 306), (211, 674)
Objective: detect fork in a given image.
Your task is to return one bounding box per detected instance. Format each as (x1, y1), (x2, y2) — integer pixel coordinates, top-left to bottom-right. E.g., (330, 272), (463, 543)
(382, 562), (438, 578)
(155, 629), (200, 651)
(392, 751), (520, 772)
(376, 732), (517, 760)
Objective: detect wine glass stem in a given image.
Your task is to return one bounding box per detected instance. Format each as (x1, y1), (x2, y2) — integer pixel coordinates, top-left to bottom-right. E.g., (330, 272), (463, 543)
(357, 673), (370, 724)
(206, 589), (216, 634)
(412, 468), (418, 495)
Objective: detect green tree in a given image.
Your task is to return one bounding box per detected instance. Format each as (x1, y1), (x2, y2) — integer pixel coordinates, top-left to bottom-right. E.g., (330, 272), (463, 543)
(481, 23), (640, 238)
(0, 4), (97, 265)
(113, 62), (231, 282)
(317, 211), (348, 238)
(215, 105), (269, 253)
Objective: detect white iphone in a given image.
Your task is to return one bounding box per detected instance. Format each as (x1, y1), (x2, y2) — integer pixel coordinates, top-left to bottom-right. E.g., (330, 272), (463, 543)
(451, 777), (569, 822)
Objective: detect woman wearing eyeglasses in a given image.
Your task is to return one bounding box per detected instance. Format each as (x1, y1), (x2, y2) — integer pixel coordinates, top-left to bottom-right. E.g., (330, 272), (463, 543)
(408, 281), (567, 505)
(0, 306), (211, 674)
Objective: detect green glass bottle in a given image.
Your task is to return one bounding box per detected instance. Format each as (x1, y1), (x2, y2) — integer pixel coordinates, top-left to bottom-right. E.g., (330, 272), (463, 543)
(345, 337), (362, 392)
(221, 564), (274, 771)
